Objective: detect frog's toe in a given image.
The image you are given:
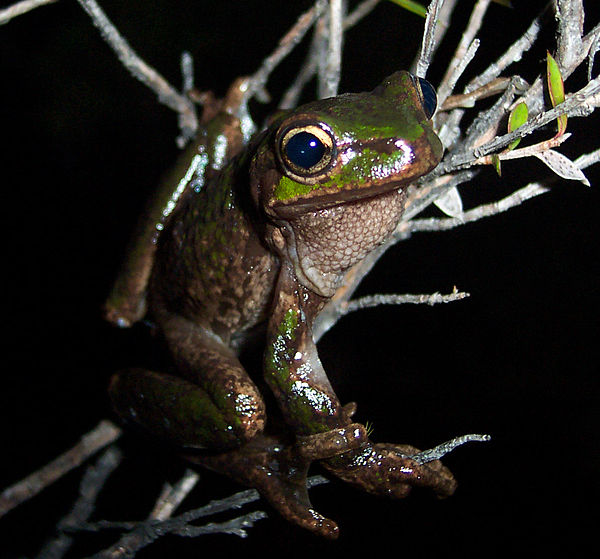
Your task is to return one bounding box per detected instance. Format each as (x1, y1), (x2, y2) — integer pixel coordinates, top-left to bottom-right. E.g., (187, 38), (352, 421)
(323, 441), (457, 499)
(295, 423), (368, 461)
(189, 434), (340, 538)
(259, 479), (339, 539)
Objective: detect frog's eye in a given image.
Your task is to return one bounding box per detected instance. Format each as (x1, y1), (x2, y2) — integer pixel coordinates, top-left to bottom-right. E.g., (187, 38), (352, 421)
(277, 124), (335, 181)
(415, 77), (437, 119)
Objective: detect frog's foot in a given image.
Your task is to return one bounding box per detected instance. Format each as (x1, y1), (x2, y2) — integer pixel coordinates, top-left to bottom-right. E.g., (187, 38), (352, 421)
(186, 434), (340, 539)
(322, 441), (457, 499)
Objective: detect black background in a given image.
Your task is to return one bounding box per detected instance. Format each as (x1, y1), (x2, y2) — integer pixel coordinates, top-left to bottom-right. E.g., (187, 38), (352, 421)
(1, 1), (598, 556)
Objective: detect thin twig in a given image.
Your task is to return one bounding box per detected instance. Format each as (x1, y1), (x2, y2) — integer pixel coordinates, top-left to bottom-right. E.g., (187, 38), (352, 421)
(36, 447), (122, 559)
(180, 51), (194, 95)
(465, 13), (543, 93)
(0, 420), (121, 518)
(407, 182), (551, 234)
(410, 434), (491, 465)
(75, 0), (197, 145)
(555, 0), (584, 72)
(244, 0), (327, 104)
(415, 0), (444, 78)
(344, 0), (380, 28)
(436, 38), (480, 106)
(438, 0), (492, 98)
(279, 0), (382, 108)
(433, 76), (600, 176)
(150, 469), (200, 521)
(342, 289), (470, 316)
(0, 0), (56, 25)
(319, 0), (344, 98)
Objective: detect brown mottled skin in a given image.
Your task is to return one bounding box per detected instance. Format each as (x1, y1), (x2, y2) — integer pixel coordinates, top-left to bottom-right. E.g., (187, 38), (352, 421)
(107, 72), (455, 538)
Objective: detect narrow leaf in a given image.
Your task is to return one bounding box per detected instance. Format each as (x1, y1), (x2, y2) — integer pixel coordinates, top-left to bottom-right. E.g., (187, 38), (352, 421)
(434, 186), (464, 217)
(546, 52), (567, 136)
(507, 101), (528, 151)
(491, 153), (502, 176)
(533, 150), (590, 186)
(387, 0), (427, 18)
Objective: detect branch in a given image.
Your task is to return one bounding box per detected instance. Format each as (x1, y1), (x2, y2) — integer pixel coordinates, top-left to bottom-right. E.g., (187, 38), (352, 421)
(149, 469), (200, 521)
(342, 289), (470, 315)
(75, 0), (198, 145)
(0, 0), (56, 25)
(74, 476), (329, 556)
(36, 447), (122, 559)
(0, 420), (121, 519)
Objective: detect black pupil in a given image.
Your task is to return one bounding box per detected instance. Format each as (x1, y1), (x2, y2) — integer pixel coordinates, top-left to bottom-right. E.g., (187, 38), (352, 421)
(285, 131), (326, 169)
(417, 77), (437, 119)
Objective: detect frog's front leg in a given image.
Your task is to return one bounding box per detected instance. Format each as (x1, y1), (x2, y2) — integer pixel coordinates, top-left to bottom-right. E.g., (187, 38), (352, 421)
(265, 263), (457, 499)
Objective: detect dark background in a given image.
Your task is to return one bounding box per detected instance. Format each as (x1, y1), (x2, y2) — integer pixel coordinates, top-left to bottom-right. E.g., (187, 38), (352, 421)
(1, 1), (598, 556)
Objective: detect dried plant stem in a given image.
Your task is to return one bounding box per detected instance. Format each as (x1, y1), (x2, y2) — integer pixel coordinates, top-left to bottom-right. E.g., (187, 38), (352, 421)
(0, 0), (56, 25)
(411, 434), (491, 464)
(150, 469), (200, 521)
(342, 289), (470, 316)
(319, 0), (344, 98)
(406, 182), (551, 234)
(415, 0), (444, 78)
(280, 0), (382, 108)
(244, 0), (327, 103)
(0, 420), (121, 519)
(466, 12), (544, 93)
(438, 0), (492, 100)
(75, 0), (197, 144)
(36, 447), (122, 559)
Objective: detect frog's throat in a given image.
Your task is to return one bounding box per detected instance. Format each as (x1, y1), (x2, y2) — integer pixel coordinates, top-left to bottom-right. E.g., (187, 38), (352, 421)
(281, 188), (408, 298)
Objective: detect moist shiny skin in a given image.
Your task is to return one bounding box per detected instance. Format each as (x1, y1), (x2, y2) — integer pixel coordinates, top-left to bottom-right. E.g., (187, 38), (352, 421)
(106, 71), (453, 538)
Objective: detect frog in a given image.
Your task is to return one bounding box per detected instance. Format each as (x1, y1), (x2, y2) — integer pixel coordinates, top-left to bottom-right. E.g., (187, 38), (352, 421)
(105, 71), (455, 538)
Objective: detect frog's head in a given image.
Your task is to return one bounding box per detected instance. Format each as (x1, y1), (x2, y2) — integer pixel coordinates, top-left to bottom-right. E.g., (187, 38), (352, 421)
(249, 71), (443, 296)
(251, 71), (442, 219)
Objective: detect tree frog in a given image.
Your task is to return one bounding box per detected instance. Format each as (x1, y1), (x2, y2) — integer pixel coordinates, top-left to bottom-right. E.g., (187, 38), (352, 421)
(105, 71), (453, 538)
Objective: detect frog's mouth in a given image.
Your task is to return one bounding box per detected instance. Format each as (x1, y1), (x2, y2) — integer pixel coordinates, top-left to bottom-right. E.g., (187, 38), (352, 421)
(270, 178), (412, 220)
(280, 188), (409, 298)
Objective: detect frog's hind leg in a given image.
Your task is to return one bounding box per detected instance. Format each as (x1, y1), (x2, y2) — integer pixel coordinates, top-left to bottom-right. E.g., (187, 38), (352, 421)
(109, 316), (339, 537)
(109, 320), (266, 450)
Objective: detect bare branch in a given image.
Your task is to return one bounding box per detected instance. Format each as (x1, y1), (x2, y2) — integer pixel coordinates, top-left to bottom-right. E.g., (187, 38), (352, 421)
(410, 434), (491, 465)
(437, 0), (492, 100)
(407, 182), (551, 234)
(555, 0), (584, 72)
(465, 12), (543, 93)
(318, 0), (344, 98)
(75, 0), (197, 145)
(436, 38), (480, 106)
(0, 420), (121, 519)
(433, 76), (600, 176)
(344, 0), (380, 28)
(415, 0), (444, 78)
(244, 1), (327, 105)
(0, 0), (56, 25)
(36, 447), (122, 559)
(342, 289), (470, 316)
(279, 0), (382, 108)
(150, 469), (200, 521)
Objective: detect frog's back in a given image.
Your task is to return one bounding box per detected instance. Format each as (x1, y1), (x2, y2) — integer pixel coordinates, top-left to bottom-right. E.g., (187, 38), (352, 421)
(149, 159), (279, 346)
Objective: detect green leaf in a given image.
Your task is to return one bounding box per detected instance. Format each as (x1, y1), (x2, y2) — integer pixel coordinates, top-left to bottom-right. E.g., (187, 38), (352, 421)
(546, 51), (567, 136)
(507, 101), (528, 150)
(492, 0), (512, 7)
(387, 0), (427, 18)
(491, 153), (502, 176)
